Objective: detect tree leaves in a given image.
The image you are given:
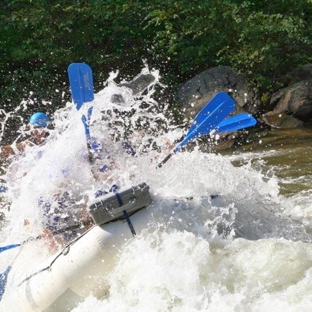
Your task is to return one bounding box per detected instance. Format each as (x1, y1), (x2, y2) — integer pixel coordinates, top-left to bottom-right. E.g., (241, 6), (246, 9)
(1, 0), (312, 116)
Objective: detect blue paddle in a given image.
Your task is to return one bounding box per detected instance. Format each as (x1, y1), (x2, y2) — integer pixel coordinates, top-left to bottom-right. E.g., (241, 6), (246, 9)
(215, 112), (257, 134)
(67, 62), (99, 162)
(67, 63), (94, 143)
(173, 92), (235, 152)
(158, 91), (236, 167)
(67, 64), (136, 236)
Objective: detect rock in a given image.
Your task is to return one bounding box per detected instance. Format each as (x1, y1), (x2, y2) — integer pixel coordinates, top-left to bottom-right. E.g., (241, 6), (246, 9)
(110, 73), (156, 104)
(264, 63), (312, 128)
(266, 79), (312, 124)
(289, 63), (312, 85)
(177, 66), (260, 117)
(262, 112), (303, 129)
(119, 73), (156, 95)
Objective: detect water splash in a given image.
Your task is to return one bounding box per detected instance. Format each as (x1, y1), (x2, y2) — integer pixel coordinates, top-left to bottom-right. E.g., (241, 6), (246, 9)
(1, 67), (312, 311)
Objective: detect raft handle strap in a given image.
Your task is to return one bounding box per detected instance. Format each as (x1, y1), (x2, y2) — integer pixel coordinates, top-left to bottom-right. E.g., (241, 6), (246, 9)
(111, 185), (136, 237)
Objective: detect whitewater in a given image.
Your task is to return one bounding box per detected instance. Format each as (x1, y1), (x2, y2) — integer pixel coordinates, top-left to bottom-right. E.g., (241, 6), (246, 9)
(1, 66), (312, 312)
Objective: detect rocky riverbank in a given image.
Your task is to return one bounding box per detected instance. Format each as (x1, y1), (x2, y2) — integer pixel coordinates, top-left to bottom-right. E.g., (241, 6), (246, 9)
(174, 63), (312, 151)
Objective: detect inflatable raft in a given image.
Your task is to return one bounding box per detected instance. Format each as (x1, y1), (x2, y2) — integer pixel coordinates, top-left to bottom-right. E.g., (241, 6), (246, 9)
(3, 180), (307, 312)
(0, 183), (154, 312)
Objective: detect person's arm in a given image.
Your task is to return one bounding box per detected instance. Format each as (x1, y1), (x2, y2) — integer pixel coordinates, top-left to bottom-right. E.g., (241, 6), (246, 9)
(0, 141), (29, 163)
(0, 145), (14, 162)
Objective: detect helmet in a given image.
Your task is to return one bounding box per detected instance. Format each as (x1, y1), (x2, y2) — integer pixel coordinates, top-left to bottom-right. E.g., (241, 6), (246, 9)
(29, 112), (50, 128)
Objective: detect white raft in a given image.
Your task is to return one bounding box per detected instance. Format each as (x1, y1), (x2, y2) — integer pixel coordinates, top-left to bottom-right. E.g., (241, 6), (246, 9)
(1, 183), (155, 312)
(1, 183), (220, 312)
(2, 181), (310, 312)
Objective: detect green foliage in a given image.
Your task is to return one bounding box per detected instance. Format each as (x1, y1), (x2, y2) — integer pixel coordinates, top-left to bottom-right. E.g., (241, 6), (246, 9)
(1, 0), (312, 120)
(216, 1), (312, 94)
(144, 0), (312, 94)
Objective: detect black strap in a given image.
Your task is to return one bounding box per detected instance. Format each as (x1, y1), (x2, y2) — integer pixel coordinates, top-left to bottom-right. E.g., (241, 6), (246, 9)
(18, 225), (95, 287)
(111, 185), (136, 237)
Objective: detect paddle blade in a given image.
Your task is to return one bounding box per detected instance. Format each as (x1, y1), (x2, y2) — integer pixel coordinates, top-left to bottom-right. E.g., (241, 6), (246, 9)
(174, 92), (235, 152)
(187, 92), (235, 135)
(216, 113), (257, 134)
(67, 63), (94, 110)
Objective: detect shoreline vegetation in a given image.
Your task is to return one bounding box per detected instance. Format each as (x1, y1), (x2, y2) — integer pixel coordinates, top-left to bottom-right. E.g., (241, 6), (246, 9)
(1, 1), (312, 143)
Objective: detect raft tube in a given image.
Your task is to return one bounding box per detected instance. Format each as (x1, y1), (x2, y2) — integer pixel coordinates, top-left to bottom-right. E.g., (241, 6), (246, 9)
(1, 207), (151, 312)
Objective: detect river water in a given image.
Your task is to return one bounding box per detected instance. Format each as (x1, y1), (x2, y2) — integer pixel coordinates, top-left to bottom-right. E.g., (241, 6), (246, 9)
(1, 68), (312, 311)
(229, 128), (312, 195)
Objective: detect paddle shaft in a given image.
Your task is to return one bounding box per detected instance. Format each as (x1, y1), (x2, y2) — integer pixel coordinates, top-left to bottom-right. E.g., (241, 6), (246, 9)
(157, 113), (256, 168)
(157, 152), (174, 168)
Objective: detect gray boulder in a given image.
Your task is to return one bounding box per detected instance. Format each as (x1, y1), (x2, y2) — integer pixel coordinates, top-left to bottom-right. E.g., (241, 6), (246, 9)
(110, 73), (156, 104)
(289, 63), (312, 85)
(263, 79), (312, 128)
(119, 73), (156, 95)
(177, 66), (259, 117)
(262, 63), (312, 128)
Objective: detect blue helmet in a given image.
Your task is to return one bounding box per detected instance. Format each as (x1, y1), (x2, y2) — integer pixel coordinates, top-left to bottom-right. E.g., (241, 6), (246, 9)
(29, 112), (50, 128)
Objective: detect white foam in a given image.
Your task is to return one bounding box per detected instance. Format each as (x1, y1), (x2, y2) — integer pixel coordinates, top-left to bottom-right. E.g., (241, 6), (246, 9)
(1, 67), (312, 311)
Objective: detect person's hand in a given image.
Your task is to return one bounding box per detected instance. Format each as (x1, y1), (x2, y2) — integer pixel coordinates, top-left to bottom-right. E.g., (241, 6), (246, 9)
(40, 228), (62, 254)
(163, 137), (175, 150)
(78, 206), (94, 230)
